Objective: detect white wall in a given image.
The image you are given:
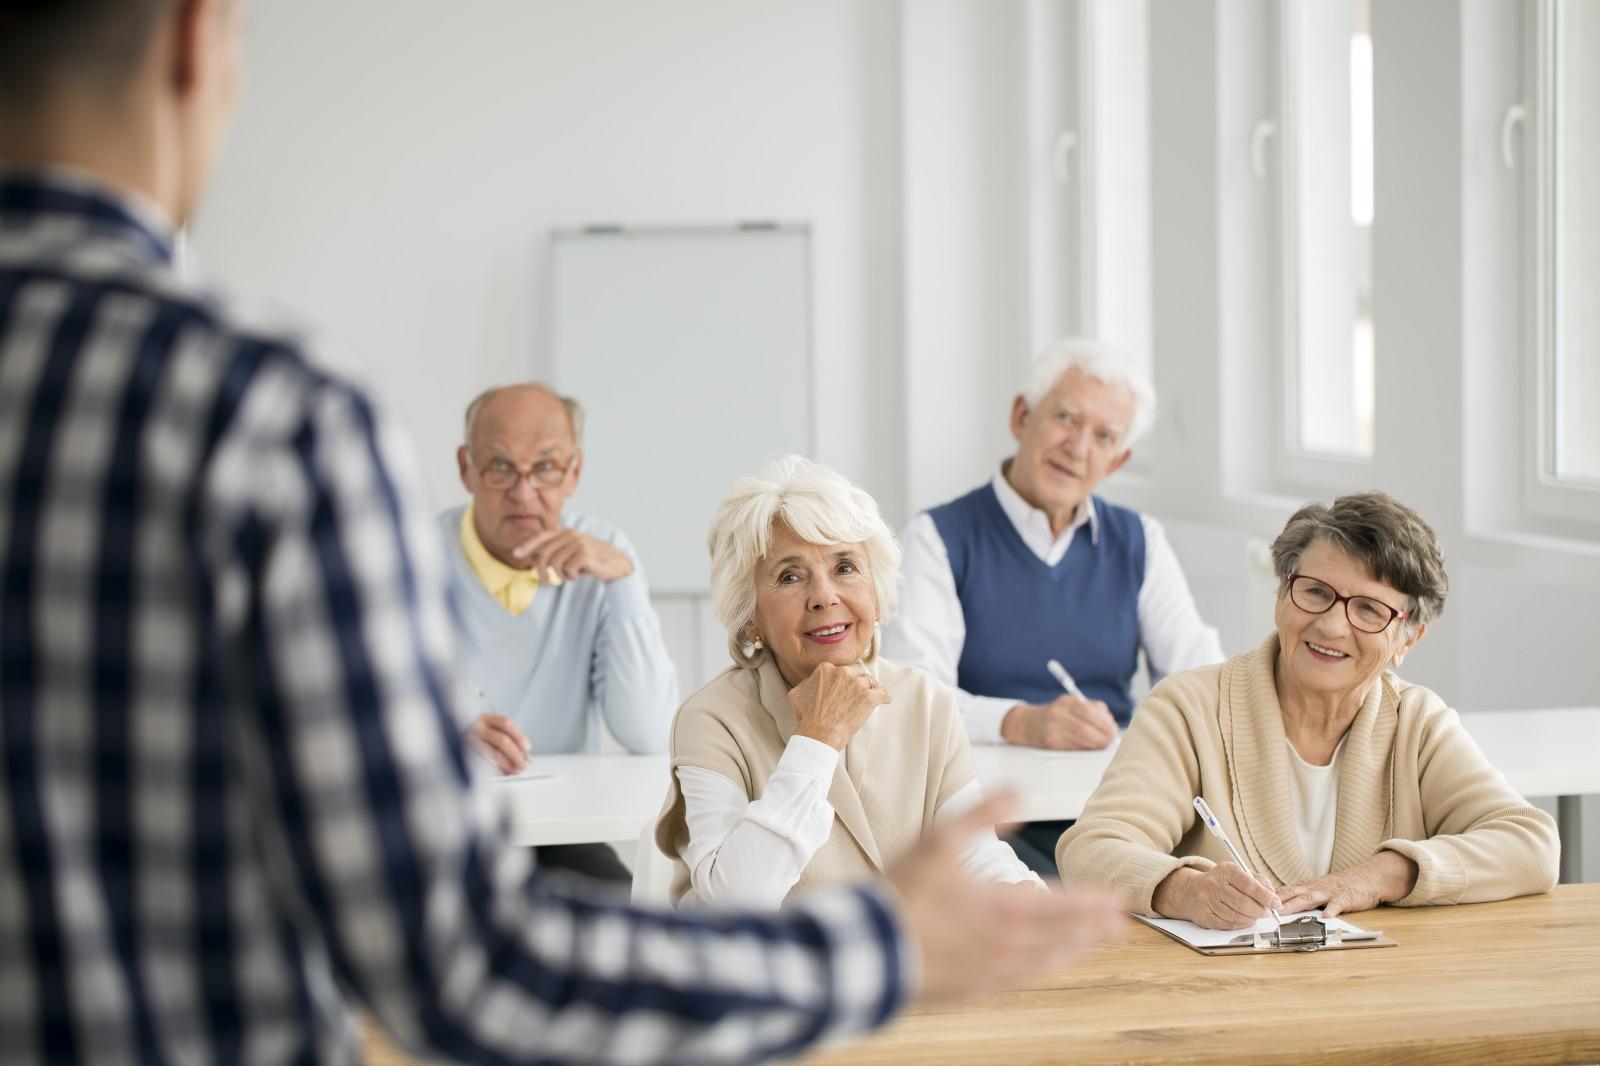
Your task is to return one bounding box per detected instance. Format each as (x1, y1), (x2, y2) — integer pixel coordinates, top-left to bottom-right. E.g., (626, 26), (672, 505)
(193, 0), (1597, 879)
(196, 0), (907, 519)
(1133, 0), (1600, 880)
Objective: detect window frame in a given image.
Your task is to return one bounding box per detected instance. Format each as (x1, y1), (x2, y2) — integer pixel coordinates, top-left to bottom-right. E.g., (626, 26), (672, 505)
(1521, 0), (1600, 527)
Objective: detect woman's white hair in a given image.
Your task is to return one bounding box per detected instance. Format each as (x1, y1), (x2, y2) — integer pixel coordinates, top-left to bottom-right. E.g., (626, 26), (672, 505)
(1021, 338), (1158, 447)
(708, 455), (902, 669)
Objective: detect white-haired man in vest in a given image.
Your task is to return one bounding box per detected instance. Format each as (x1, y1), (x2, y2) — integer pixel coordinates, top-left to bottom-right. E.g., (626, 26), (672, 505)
(884, 338), (1224, 875)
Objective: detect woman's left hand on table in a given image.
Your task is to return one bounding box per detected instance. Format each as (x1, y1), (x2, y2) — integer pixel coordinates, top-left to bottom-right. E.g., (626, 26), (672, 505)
(1278, 850), (1419, 917)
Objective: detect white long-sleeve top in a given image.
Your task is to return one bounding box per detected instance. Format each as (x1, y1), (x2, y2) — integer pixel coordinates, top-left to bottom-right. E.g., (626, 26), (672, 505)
(675, 736), (1042, 907)
(882, 469), (1225, 745)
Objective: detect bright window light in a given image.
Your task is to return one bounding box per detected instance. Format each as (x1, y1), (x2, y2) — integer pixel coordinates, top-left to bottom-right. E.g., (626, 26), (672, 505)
(1285, 0), (1374, 460)
(1548, 0), (1600, 485)
(1350, 33), (1374, 227)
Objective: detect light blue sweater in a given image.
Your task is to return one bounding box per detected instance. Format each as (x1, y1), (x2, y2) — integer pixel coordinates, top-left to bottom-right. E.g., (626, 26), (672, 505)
(438, 505), (678, 754)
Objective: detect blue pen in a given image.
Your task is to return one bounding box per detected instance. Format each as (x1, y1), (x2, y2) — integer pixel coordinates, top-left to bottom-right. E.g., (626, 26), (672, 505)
(1192, 796), (1281, 927)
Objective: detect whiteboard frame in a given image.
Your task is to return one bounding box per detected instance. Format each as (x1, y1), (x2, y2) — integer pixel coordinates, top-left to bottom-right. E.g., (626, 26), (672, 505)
(547, 221), (815, 595)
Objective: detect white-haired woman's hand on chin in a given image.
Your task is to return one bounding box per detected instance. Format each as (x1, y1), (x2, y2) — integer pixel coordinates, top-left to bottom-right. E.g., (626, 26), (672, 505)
(1278, 851), (1419, 917)
(788, 661), (891, 750)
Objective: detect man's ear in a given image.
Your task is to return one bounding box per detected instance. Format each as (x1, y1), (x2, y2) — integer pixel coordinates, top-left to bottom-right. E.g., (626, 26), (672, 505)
(567, 450), (584, 493)
(167, 0), (211, 97)
(1106, 448), (1133, 477)
(1009, 395), (1030, 441)
(457, 446), (472, 490)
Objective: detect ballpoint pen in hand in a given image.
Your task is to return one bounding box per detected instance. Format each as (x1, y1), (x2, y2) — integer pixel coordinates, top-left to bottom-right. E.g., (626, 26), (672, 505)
(1192, 796), (1281, 927)
(1045, 658), (1086, 700)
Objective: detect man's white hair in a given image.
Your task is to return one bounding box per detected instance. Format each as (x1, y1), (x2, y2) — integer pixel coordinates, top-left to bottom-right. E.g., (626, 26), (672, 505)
(707, 455), (902, 669)
(1020, 338), (1158, 447)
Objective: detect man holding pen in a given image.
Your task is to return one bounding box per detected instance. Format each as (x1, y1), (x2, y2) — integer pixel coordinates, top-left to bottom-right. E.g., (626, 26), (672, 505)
(884, 338), (1225, 874)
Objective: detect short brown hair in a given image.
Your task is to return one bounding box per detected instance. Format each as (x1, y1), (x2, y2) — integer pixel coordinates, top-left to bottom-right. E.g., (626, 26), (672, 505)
(1270, 491), (1449, 629)
(0, 0), (176, 105)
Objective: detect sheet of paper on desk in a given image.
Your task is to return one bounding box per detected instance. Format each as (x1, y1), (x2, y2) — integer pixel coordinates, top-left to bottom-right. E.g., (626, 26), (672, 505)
(489, 770), (556, 784)
(1133, 910), (1380, 948)
(1032, 733), (1120, 756)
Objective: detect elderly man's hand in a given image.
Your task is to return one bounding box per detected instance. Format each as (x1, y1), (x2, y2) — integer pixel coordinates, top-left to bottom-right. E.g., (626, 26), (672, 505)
(511, 528), (634, 582)
(1000, 695), (1118, 750)
(889, 791), (1125, 1005)
(1278, 851), (1418, 917)
(1154, 863), (1282, 930)
(789, 662), (891, 750)
(467, 713), (532, 775)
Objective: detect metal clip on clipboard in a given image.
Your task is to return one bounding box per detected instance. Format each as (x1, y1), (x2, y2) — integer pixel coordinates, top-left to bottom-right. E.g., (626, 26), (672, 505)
(1235, 915), (1344, 952)
(1132, 908), (1393, 955)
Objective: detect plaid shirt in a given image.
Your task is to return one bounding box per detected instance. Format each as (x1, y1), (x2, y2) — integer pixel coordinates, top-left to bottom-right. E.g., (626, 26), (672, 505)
(0, 169), (906, 1065)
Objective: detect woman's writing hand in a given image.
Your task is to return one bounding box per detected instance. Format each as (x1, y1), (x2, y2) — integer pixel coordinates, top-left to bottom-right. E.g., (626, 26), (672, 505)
(1153, 863), (1282, 930)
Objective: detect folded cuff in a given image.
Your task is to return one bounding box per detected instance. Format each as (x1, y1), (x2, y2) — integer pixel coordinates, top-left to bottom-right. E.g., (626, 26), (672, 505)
(1382, 838), (1468, 906)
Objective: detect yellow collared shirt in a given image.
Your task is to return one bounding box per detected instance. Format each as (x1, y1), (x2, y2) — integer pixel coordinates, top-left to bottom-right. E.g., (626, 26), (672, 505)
(459, 503), (561, 616)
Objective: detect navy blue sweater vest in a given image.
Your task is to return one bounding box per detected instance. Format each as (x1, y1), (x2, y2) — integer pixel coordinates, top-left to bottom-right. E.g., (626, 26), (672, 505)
(928, 485), (1146, 724)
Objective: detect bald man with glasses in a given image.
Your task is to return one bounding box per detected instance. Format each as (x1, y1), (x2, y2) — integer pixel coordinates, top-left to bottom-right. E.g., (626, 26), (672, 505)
(444, 384), (678, 881)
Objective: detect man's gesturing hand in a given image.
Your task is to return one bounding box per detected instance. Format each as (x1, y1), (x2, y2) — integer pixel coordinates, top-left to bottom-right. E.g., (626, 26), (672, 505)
(888, 791), (1124, 1005)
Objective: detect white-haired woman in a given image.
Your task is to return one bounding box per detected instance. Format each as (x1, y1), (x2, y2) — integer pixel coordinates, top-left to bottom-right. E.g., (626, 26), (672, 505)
(655, 457), (1041, 907)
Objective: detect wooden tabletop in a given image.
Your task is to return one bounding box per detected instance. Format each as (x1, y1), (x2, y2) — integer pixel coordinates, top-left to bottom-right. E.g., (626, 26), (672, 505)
(804, 883), (1600, 1066)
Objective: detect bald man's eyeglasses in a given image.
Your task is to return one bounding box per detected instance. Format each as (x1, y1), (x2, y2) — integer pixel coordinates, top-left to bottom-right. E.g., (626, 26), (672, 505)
(469, 453), (577, 491)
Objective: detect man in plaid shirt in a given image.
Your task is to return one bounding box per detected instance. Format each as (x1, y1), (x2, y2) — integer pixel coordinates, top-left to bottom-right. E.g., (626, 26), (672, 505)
(0, 1), (1123, 1063)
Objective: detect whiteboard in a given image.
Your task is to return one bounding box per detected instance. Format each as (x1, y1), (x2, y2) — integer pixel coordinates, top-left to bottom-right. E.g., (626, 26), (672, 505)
(550, 224), (812, 594)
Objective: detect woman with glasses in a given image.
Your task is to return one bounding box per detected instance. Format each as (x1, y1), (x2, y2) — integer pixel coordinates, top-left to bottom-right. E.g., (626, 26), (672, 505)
(1058, 492), (1558, 929)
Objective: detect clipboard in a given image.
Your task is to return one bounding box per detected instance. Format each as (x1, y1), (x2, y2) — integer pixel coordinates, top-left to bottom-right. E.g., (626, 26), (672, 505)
(1134, 911), (1398, 955)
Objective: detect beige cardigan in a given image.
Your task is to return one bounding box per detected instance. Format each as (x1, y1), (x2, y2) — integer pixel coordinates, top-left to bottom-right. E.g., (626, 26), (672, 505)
(1058, 635), (1560, 914)
(655, 655), (974, 905)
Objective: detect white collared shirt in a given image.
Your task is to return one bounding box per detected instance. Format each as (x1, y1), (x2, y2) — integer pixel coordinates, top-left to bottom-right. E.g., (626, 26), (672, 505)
(882, 467), (1225, 744)
(674, 740), (1042, 907)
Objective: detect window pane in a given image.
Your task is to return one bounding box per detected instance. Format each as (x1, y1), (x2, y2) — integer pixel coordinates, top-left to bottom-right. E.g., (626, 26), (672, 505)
(1550, 0), (1600, 484)
(1284, 0), (1374, 459)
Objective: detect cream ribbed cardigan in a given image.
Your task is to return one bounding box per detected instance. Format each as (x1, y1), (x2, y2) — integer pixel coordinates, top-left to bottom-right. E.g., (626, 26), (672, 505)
(655, 655), (974, 905)
(1058, 635), (1560, 914)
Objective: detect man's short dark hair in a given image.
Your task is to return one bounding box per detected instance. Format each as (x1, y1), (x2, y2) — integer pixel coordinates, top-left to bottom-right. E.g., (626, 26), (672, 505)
(0, 0), (177, 105)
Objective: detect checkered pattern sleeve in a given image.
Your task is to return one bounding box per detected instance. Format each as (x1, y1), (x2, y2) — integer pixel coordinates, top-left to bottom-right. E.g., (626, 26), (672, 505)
(226, 377), (909, 1064)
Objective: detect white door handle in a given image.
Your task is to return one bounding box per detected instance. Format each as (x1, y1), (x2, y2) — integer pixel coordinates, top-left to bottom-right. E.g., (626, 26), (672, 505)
(1501, 104), (1526, 170)
(1250, 119), (1277, 179)
(1052, 130), (1078, 185)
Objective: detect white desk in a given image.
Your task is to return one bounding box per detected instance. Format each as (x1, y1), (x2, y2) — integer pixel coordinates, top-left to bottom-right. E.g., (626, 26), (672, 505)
(489, 747), (1117, 848)
(492, 707), (1599, 880)
(1456, 706), (1599, 882)
(495, 754), (671, 848)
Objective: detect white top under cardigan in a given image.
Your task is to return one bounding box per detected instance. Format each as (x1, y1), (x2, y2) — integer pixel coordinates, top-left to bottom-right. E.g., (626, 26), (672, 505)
(675, 740), (1041, 908)
(882, 467), (1225, 744)
(1284, 736), (1347, 879)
